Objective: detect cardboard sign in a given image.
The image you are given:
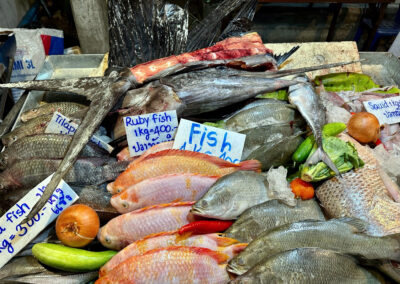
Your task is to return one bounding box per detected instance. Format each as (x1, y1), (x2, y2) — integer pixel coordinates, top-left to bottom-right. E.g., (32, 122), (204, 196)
(0, 175), (78, 269)
(364, 97), (400, 125)
(45, 112), (113, 153)
(173, 119), (246, 163)
(124, 111), (178, 157)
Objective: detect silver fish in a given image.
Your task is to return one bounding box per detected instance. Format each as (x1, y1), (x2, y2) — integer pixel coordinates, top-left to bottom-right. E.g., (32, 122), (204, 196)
(228, 218), (400, 275)
(230, 248), (379, 284)
(246, 132), (304, 171)
(288, 81), (340, 176)
(191, 171), (272, 220)
(3, 271), (98, 284)
(0, 256), (46, 280)
(225, 199), (324, 243)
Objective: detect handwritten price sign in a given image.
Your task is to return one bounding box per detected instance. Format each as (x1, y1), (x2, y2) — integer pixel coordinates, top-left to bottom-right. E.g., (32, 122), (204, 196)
(124, 111), (179, 157)
(0, 175), (78, 269)
(364, 97), (400, 125)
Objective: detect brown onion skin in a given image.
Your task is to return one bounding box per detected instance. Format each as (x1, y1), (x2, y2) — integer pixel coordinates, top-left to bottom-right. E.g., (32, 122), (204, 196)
(56, 204), (100, 248)
(347, 112), (380, 144)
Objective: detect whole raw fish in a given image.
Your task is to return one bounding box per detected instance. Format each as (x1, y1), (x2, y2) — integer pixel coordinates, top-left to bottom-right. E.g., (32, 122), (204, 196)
(96, 246), (230, 284)
(20, 102), (88, 122)
(191, 171), (273, 220)
(228, 218), (400, 275)
(224, 100), (299, 132)
(288, 81), (340, 176)
(107, 149), (261, 194)
(100, 232), (246, 276)
(240, 121), (305, 160)
(98, 202), (196, 250)
(5, 271), (98, 284)
(225, 199), (325, 243)
(230, 248), (379, 284)
(111, 173), (219, 213)
(0, 256), (47, 280)
(246, 133), (304, 171)
(116, 141), (173, 162)
(0, 134), (107, 169)
(0, 158), (128, 190)
(317, 134), (400, 236)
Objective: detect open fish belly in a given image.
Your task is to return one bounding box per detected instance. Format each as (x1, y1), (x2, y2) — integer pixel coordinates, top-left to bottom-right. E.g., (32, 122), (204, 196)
(317, 135), (400, 236)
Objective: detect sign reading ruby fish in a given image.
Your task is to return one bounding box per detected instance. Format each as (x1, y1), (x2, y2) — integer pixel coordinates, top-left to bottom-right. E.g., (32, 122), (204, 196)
(124, 110), (179, 157)
(364, 96), (400, 125)
(173, 119), (246, 163)
(0, 174), (78, 269)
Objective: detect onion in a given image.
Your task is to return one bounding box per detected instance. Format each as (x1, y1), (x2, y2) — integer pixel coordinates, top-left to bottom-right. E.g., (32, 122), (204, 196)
(347, 112), (380, 143)
(56, 204), (100, 248)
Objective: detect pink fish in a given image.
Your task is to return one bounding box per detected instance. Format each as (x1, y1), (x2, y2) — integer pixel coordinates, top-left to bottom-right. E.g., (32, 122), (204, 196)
(111, 173), (219, 213)
(95, 246), (230, 284)
(98, 202), (196, 250)
(99, 231), (247, 276)
(116, 141), (174, 162)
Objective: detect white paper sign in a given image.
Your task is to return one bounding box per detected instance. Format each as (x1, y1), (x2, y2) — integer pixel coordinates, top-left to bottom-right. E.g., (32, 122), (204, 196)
(124, 110), (178, 157)
(364, 97), (400, 125)
(0, 175), (78, 269)
(45, 112), (114, 153)
(173, 119), (246, 163)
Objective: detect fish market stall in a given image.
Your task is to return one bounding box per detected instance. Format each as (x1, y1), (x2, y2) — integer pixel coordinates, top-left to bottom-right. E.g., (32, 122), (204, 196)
(1, 0), (400, 283)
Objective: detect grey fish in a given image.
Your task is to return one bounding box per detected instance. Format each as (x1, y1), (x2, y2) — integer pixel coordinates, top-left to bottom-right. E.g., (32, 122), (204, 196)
(20, 102), (88, 122)
(225, 199), (324, 243)
(230, 248), (379, 284)
(0, 158), (129, 190)
(246, 133), (304, 171)
(288, 81), (340, 176)
(241, 122), (305, 160)
(228, 218), (400, 275)
(191, 171), (272, 220)
(0, 256), (47, 280)
(3, 270), (98, 284)
(0, 134), (108, 169)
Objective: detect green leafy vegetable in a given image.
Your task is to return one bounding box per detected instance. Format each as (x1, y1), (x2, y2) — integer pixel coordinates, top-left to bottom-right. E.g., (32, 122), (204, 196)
(257, 89), (288, 100)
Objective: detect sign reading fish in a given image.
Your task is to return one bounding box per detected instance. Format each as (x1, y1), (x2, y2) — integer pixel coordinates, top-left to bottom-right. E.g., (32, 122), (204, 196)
(364, 96), (400, 125)
(173, 119), (246, 163)
(0, 174), (78, 269)
(124, 110), (179, 157)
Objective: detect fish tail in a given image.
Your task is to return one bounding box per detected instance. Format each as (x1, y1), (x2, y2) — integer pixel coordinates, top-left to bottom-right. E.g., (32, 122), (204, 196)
(238, 160), (261, 173)
(306, 146), (341, 177)
(274, 45), (300, 66)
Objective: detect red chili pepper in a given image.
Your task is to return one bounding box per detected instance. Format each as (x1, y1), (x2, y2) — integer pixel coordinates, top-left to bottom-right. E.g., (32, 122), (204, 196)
(178, 220), (234, 235)
(375, 139), (382, 146)
(350, 112), (355, 115)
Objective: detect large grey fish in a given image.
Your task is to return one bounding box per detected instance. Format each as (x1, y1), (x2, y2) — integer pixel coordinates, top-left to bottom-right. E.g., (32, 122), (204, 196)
(20, 102), (88, 122)
(0, 134), (108, 169)
(317, 134), (400, 236)
(240, 120), (305, 160)
(288, 81), (340, 176)
(0, 256), (47, 280)
(230, 248), (379, 284)
(225, 199), (324, 243)
(228, 218), (400, 275)
(246, 132), (304, 171)
(3, 271), (98, 284)
(191, 171), (272, 220)
(0, 158), (129, 190)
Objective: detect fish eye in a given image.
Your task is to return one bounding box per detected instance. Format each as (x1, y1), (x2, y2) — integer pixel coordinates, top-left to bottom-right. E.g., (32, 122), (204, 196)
(200, 200), (208, 207)
(237, 258), (245, 266)
(105, 237), (112, 244)
(122, 202), (129, 209)
(32, 109), (38, 112)
(12, 136), (17, 141)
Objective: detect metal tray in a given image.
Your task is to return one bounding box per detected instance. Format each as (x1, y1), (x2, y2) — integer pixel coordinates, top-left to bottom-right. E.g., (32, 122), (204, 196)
(12, 54), (105, 130)
(359, 52), (400, 87)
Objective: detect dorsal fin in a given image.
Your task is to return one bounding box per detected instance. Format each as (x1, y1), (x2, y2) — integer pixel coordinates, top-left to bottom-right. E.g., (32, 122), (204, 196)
(337, 217), (369, 233)
(127, 201), (195, 215)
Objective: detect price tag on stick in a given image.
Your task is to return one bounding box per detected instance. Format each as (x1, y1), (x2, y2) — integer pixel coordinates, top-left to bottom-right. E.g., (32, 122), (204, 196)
(173, 119), (246, 163)
(124, 110), (179, 157)
(0, 174), (78, 269)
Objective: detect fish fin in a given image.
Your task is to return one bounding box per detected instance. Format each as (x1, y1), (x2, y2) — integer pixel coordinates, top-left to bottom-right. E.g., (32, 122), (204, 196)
(129, 201), (196, 215)
(306, 146), (341, 177)
(106, 182), (116, 194)
(175, 232), (192, 242)
(223, 243), (248, 255)
(238, 160), (262, 173)
(213, 234), (240, 246)
(274, 45), (300, 67)
(337, 217), (369, 234)
(141, 231), (177, 241)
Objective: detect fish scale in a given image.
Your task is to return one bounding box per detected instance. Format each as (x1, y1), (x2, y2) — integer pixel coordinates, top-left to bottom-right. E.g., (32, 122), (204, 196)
(317, 134), (400, 236)
(20, 102), (88, 122)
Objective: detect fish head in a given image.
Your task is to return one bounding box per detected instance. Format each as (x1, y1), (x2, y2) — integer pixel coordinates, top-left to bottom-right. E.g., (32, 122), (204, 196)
(20, 107), (43, 122)
(1, 132), (19, 146)
(97, 226), (121, 250)
(0, 152), (8, 169)
(227, 256), (249, 276)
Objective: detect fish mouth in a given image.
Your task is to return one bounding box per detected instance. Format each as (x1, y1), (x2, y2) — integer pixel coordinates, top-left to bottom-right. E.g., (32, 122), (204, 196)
(226, 263), (246, 275)
(190, 207), (204, 216)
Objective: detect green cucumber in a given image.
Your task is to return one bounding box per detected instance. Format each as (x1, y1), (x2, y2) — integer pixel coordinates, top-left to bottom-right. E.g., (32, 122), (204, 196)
(292, 122), (346, 163)
(32, 243), (117, 272)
